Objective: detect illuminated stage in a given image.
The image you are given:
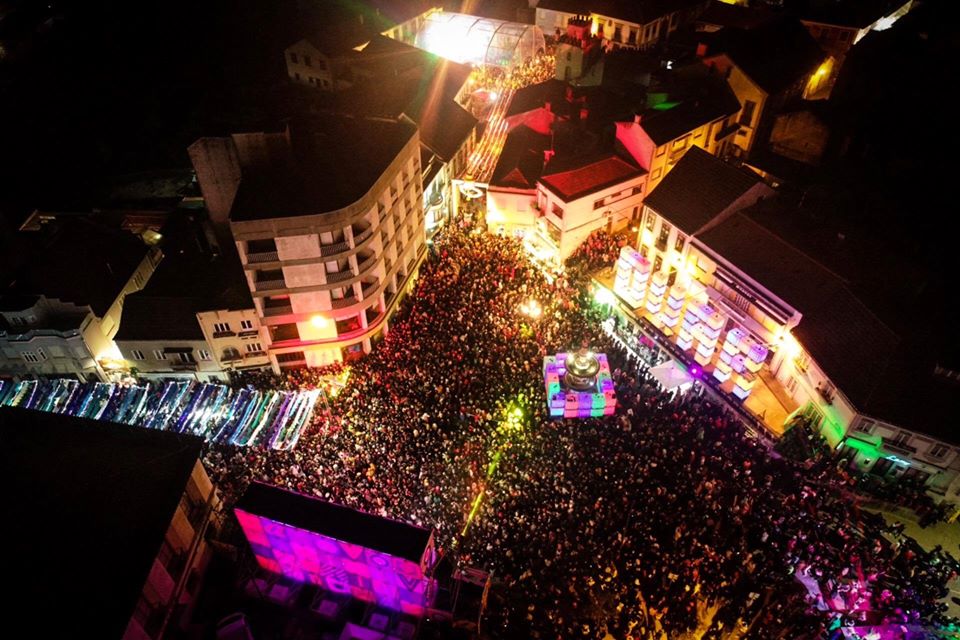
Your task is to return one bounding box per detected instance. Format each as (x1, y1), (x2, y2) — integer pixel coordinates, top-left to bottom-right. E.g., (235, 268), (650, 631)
(236, 483), (437, 616)
(414, 12), (545, 69)
(544, 348), (616, 419)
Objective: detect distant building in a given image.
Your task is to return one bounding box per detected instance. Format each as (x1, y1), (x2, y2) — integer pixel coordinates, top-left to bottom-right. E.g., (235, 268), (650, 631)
(536, 0), (709, 51)
(800, 0), (914, 87)
(554, 17), (604, 86)
(190, 116), (426, 370)
(4, 407), (220, 640)
(113, 214), (269, 380)
(614, 75), (741, 193)
(0, 218), (161, 381)
(700, 19), (828, 156)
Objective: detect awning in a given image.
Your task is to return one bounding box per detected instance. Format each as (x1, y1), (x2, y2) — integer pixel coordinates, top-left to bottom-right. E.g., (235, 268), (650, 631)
(649, 360), (692, 391)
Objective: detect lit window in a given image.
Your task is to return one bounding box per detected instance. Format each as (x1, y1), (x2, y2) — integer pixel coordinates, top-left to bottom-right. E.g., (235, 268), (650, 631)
(675, 234), (685, 252)
(153, 350), (166, 360)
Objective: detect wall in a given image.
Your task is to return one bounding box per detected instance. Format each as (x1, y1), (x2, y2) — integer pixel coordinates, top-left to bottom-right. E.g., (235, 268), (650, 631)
(486, 187), (538, 235)
(117, 339), (224, 381)
(196, 308), (270, 371)
(284, 41), (333, 89)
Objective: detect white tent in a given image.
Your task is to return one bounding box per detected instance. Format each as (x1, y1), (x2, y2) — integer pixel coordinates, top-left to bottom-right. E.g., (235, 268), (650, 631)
(649, 360), (693, 392)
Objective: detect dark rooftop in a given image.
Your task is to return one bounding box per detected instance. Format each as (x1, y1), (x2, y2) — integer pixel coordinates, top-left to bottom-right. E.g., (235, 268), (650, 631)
(643, 146), (766, 234)
(115, 214), (252, 341)
(541, 153), (645, 202)
(695, 209), (922, 429)
(0, 217), (151, 317)
(697, 0), (774, 30)
(636, 82), (741, 146)
(706, 18), (825, 96)
(490, 125), (552, 190)
(590, 0), (709, 25)
(2, 408), (203, 639)
(230, 116), (417, 222)
(236, 482), (433, 565)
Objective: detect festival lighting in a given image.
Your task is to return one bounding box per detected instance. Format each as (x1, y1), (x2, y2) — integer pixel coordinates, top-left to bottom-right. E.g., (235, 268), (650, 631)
(594, 286), (616, 306)
(310, 314), (329, 329)
(519, 299), (542, 318)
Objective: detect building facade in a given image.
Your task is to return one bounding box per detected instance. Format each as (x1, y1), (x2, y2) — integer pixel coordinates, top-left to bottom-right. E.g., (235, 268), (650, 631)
(124, 459), (220, 640)
(217, 118), (427, 371)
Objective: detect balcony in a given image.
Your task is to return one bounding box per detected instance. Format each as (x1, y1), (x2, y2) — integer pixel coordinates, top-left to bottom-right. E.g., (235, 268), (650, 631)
(172, 362), (198, 371)
(319, 240), (350, 257)
(212, 330), (236, 339)
(883, 438), (917, 456)
(254, 279), (286, 292)
(352, 225), (374, 246)
(247, 251), (279, 264)
(262, 304), (293, 317)
(331, 295), (360, 310)
(360, 280), (379, 299)
(326, 269), (355, 284)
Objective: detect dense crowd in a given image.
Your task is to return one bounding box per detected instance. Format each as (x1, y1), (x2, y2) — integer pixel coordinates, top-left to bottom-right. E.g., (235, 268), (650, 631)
(204, 227), (958, 639)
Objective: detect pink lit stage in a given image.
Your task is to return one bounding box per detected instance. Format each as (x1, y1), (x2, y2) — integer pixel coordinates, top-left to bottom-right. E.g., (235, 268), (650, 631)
(543, 348), (616, 419)
(236, 483), (437, 615)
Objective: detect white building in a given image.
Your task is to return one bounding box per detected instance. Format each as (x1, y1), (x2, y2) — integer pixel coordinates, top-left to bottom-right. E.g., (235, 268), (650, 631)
(192, 116), (427, 371)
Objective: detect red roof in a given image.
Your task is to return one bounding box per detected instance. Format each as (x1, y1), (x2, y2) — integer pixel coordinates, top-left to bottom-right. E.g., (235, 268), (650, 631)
(540, 155), (645, 202)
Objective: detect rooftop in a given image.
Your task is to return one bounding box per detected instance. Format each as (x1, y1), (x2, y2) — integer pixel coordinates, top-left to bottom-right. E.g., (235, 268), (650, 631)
(590, 0), (709, 25)
(2, 407), (204, 638)
(697, 0), (774, 31)
(541, 153), (645, 202)
(230, 116), (417, 222)
(236, 482), (433, 565)
(0, 217), (151, 317)
(706, 18), (825, 96)
(635, 80), (741, 145)
(490, 125), (551, 190)
(643, 146), (766, 235)
(695, 208), (931, 432)
(115, 214), (253, 341)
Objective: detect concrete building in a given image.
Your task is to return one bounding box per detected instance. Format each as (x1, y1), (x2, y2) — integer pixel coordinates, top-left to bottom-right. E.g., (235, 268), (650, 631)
(535, 0), (709, 50)
(114, 213), (269, 381)
(0, 218), (161, 381)
(612, 149), (960, 503)
(614, 76), (741, 194)
(191, 116), (426, 370)
(700, 19), (827, 157)
(5, 407), (220, 640)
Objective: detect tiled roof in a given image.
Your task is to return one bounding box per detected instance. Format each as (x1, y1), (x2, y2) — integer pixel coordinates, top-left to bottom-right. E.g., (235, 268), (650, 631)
(540, 154), (645, 202)
(643, 146), (765, 234)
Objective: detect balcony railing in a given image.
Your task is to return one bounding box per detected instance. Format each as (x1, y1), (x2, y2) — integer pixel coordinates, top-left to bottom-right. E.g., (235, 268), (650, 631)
(262, 304), (293, 317)
(247, 251), (279, 264)
(319, 240), (350, 257)
(331, 295), (359, 310)
(883, 439), (917, 455)
(352, 225), (374, 246)
(360, 281), (379, 299)
(326, 269), (355, 284)
(254, 278), (286, 292)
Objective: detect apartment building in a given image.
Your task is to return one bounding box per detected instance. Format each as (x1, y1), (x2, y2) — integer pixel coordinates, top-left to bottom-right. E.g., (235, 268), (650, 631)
(5, 408), (219, 640)
(193, 116), (426, 371)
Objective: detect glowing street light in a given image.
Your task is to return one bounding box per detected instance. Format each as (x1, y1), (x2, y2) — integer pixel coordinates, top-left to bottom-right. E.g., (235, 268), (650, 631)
(519, 299), (542, 319)
(310, 315), (329, 329)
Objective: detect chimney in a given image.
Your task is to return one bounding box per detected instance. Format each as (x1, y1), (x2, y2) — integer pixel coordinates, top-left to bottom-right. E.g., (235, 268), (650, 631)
(544, 149), (555, 164)
(696, 42), (708, 57)
(633, 114), (642, 125)
(544, 101), (551, 113)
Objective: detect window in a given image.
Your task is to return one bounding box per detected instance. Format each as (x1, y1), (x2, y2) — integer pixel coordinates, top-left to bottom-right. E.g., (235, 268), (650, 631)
(892, 431), (911, 447)
(656, 222), (671, 251)
(246, 343), (263, 353)
(856, 420), (874, 434)
(930, 444), (950, 458)
(304, 55), (312, 67)
(673, 135), (689, 151)
(651, 168), (662, 181)
(655, 145), (666, 157)
(739, 100), (757, 127)
(213, 322), (231, 333)
(644, 209), (656, 231)
(653, 255), (663, 272)
(289, 52), (298, 63)
(22, 351), (39, 363)
(551, 203), (564, 219)
(631, 186), (643, 196)
(153, 350), (166, 360)
(675, 234), (685, 252)
(566, 51), (572, 61)
(640, 245), (650, 258)
(593, 197), (605, 210)
(240, 319), (254, 330)
(130, 350), (146, 361)
(294, 72), (301, 81)
(36, 347), (47, 361)
(177, 352), (195, 364)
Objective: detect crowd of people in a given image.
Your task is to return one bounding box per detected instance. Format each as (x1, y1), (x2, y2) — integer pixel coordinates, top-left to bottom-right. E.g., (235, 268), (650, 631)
(203, 227), (959, 639)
